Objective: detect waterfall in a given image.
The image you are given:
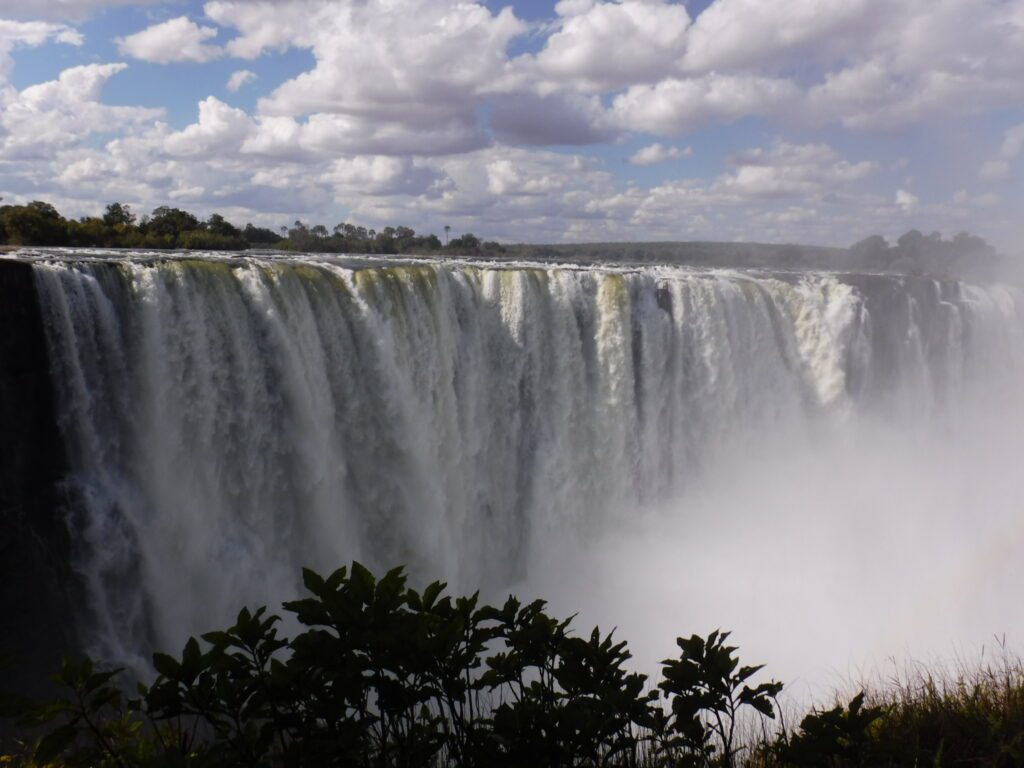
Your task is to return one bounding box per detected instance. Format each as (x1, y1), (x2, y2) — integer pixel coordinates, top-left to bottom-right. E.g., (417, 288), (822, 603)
(22, 253), (1024, 671)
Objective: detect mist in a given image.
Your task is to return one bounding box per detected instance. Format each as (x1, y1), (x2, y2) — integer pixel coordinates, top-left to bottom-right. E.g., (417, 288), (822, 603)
(524, 384), (1024, 699)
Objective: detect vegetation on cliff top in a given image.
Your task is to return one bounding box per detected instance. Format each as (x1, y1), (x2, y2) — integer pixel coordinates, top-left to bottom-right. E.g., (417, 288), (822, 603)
(2, 562), (1023, 767)
(0, 201), (502, 256)
(0, 200), (1009, 281)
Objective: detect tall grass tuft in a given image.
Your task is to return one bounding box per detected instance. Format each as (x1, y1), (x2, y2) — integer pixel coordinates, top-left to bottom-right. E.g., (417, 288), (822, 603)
(754, 640), (1024, 767)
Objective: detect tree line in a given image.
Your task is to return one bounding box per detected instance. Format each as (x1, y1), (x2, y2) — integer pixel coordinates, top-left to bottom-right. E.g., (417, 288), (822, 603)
(0, 199), (1011, 280)
(849, 230), (1001, 278)
(0, 200), (503, 256)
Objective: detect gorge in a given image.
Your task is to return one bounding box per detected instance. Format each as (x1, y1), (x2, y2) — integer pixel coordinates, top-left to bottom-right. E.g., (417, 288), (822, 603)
(2, 249), (1023, 692)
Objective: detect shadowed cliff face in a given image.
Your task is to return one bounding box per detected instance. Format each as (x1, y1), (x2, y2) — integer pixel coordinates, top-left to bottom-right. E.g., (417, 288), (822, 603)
(1, 250), (1023, 693)
(0, 260), (78, 701)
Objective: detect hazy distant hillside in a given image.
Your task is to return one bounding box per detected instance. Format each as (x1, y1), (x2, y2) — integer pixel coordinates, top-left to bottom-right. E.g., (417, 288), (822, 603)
(504, 231), (1010, 281)
(505, 241), (845, 270)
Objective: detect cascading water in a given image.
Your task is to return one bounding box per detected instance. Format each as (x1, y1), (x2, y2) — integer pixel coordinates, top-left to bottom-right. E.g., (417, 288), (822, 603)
(14, 251), (1024, 675)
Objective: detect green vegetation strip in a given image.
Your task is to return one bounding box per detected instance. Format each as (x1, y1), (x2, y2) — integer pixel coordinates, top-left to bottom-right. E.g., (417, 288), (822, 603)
(0, 202), (502, 257)
(0, 200), (1008, 281)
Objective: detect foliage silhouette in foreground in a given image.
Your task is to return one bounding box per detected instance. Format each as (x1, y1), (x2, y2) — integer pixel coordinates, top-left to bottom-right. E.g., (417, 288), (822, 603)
(5, 562), (1024, 766)
(773, 692), (884, 767)
(658, 631), (782, 767)
(3, 562), (784, 766)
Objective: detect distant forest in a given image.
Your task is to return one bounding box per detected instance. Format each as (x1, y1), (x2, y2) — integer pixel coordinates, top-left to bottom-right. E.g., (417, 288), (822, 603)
(517, 232), (1006, 280)
(0, 199), (1009, 280)
(0, 200), (503, 256)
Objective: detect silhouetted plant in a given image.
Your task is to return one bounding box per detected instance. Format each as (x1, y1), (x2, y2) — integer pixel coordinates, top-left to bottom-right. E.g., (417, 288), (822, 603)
(775, 692), (884, 767)
(7, 563), (1024, 766)
(12, 656), (145, 767)
(656, 630), (782, 767)
(1, 563), (785, 767)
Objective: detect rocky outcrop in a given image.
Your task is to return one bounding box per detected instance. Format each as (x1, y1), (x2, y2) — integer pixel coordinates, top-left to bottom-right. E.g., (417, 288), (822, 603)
(0, 259), (78, 701)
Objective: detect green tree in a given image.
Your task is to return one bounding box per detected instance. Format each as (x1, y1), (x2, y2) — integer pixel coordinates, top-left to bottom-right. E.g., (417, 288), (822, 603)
(849, 235), (890, 270)
(206, 213), (241, 238)
(145, 206), (200, 243)
(243, 223), (281, 245)
(102, 202), (136, 228)
(448, 233), (481, 252)
(0, 201), (68, 245)
(69, 217), (112, 247)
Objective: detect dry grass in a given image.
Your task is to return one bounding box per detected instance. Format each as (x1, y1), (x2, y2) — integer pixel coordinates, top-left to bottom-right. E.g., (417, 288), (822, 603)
(745, 641), (1024, 767)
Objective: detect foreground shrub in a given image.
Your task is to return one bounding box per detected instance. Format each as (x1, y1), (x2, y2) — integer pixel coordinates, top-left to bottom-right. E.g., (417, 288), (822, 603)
(2, 563), (780, 767)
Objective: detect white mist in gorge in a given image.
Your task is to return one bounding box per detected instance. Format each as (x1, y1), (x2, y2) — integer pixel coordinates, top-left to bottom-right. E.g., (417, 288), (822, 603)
(24, 252), (1024, 684)
(527, 394), (1024, 694)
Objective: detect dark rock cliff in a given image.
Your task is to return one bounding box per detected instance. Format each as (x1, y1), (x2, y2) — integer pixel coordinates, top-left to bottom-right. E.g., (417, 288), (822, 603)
(0, 259), (78, 703)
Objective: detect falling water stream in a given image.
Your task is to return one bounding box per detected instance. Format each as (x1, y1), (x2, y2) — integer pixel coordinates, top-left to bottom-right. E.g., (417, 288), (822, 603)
(13, 250), (1024, 682)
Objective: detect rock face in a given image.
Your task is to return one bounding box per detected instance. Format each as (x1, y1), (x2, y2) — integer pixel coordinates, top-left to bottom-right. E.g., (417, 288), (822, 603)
(0, 259), (78, 701)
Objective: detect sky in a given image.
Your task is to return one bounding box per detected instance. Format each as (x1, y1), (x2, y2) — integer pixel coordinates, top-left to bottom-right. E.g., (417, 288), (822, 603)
(0, 0), (1022, 248)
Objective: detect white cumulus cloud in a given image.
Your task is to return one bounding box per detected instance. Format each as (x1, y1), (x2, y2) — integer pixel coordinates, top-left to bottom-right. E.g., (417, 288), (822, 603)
(0, 63), (162, 160)
(117, 17), (222, 64)
(527, 0), (691, 91)
(204, 0), (527, 156)
(164, 96), (252, 157)
(714, 142), (876, 200)
(612, 74), (800, 136)
(979, 123), (1024, 182)
(0, 20), (83, 77)
(682, 0), (887, 73)
(226, 70), (257, 93)
(895, 188), (919, 212)
(628, 143), (692, 166)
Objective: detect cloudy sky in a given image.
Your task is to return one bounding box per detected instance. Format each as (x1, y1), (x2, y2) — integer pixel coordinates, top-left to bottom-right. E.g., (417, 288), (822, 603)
(1, 0), (1022, 248)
